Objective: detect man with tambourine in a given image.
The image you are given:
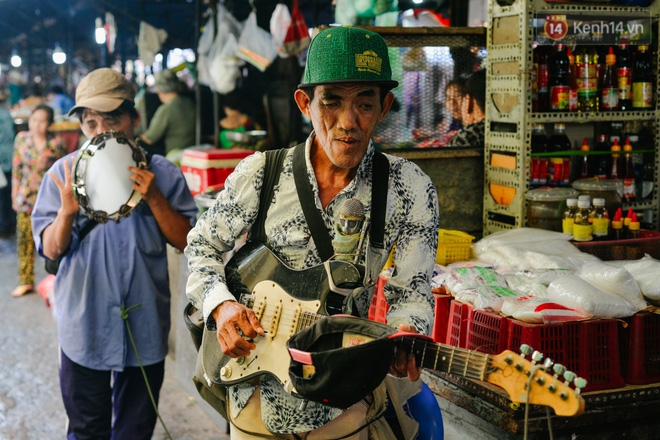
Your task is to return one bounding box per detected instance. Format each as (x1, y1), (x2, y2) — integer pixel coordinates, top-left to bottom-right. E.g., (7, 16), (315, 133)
(31, 68), (198, 439)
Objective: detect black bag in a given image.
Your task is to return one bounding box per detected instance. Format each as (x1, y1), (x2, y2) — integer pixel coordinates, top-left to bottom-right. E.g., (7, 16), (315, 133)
(44, 220), (98, 275)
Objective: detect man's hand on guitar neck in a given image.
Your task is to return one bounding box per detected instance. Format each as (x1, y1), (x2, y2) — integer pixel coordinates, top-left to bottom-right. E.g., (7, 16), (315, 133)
(389, 324), (422, 382)
(212, 301), (265, 358)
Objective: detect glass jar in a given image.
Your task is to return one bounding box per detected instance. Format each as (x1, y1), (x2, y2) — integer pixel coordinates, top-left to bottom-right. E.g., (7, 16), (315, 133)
(525, 187), (579, 232)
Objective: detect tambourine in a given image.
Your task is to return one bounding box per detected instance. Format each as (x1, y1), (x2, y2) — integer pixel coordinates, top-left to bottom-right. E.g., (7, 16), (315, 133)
(72, 131), (148, 223)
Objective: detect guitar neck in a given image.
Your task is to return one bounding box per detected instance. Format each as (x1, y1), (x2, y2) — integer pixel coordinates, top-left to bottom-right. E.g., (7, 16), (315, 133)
(399, 338), (491, 382)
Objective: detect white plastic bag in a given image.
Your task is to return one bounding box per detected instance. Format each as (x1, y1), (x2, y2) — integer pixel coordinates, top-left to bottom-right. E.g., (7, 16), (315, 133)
(577, 260), (647, 311)
(472, 228), (599, 271)
(501, 296), (585, 324)
(445, 266), (518, 312)
(198, 6), (243, 91)
(622, 255), (660, 301)
(547, 275), (638, 319)
(237, 12), (278, 71)
(270, 3), (291, 54)
(209, 32), (243, 93)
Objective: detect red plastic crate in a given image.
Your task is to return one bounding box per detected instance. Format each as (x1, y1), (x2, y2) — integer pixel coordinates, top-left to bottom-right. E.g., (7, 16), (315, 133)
(446, 301), (473, 348)
(620, 312), (660, 385)
(577, 319), (624, 392)
(432, 294), (452, 343)
(508, 319), (623, 392)
(572, 229), (660, 261)
(467, 309), (509, 355)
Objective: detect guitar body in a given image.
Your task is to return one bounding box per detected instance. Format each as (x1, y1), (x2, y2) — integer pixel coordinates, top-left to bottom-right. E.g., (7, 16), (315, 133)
(226, 241), (363, 315)
(201, 241), (364, 386)
(205, 280), (322, 386)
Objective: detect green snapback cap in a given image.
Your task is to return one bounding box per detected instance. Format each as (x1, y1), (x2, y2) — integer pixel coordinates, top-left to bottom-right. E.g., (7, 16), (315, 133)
(299, 26), (398, 90)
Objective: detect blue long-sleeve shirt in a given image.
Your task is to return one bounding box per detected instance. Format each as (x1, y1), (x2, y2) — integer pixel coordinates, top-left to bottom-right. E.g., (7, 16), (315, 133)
(32, 152), (197, 370)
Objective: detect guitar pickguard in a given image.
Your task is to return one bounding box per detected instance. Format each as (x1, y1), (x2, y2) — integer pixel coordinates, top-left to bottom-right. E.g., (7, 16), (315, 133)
(206, 281), (321, 386)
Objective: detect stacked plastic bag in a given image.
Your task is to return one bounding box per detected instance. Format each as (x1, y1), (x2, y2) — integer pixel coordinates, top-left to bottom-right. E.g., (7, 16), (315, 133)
(432, 228), (658, 324)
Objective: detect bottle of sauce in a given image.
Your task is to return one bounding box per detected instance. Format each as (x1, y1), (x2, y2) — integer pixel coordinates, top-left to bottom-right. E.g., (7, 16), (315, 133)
(567, 47), (578, 112)
(609, 138), (623, 179)
(575, 44), (599, 112)
(632, 45), (653, 110)
(600, 47), (619, 111)
(531, 124), (549, 186)
(573, 199), (593, 242)
(533, 47), (550, 113)
(617, 36), (633, 111)
(593, 133), (611, 180)
(622, 138), (636, 203)
(548, 123), (571, 186)
(626, 212), (641, 260)
(590, 198), (610, 241)
(579, 138), (592, 179)
(562, 198), (578, 238)
(549, 44), (570, 112)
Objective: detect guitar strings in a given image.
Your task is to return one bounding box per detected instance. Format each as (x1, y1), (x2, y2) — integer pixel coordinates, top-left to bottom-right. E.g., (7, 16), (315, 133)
(523, 365), (554, 440)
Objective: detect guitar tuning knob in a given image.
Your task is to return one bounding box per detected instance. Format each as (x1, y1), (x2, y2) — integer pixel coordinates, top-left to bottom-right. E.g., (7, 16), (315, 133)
(520, 344), (533, 357)
(542, 357), (554, 370)
(563, 370), (577, 385)
(553, 363), (566, 378)
(574, 377), (588, 395)
(531, 350), (544, 365)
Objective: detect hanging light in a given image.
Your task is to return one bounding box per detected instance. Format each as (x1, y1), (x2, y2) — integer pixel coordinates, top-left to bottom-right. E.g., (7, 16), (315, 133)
(10, 50), (21, 68)
(52, 44), (66, 65)
(95, 17), (106, 45)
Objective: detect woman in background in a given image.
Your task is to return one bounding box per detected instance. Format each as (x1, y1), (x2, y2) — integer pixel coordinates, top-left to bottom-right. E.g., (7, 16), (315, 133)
(218, 90), (260, 149)
(11, 104), (66, 297)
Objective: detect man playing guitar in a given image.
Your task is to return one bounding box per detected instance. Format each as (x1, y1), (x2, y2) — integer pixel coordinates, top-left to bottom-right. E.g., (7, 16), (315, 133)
(185, 26), (440, 439)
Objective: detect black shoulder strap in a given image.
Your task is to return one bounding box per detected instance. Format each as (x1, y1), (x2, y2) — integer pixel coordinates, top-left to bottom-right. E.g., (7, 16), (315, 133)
(370, 151), (389, 250)
(292, 143), (335, 261)
(79, 219), (98, 242)
(251, 148), (288, 244)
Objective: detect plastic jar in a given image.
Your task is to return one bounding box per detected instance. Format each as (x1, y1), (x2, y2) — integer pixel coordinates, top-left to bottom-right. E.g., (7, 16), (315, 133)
(571, 179), (622, 217)
(525, 187), (579, 232)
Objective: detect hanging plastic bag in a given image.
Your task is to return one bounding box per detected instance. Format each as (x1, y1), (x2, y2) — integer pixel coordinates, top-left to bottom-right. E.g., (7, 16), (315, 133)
(199, 6), (244, 91)
(270, 3), (291, 55)
(281, 0), (310, 56)
(209, 32), (243, 93)
(237, 11), (278, 72)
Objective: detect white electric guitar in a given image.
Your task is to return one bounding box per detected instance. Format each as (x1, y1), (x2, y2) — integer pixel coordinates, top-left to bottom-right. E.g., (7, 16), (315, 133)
(198, 243), (586, 417)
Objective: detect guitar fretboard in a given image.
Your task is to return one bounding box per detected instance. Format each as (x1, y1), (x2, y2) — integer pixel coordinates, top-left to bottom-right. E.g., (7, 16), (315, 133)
(398, 338), (492, 381)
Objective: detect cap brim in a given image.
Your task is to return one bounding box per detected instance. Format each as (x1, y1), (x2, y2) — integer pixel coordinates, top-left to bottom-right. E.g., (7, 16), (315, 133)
(67, 96), (126, 117)
(297, 79), (399, 91)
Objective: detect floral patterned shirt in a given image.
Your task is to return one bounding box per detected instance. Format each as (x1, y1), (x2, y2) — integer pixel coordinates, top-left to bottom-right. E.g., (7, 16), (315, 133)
(12, 131), (67, 214)
(185, 134), (439, 434)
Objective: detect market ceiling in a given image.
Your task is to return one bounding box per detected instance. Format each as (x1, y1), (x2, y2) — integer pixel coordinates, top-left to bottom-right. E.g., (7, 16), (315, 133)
(0, 0), (199, 69)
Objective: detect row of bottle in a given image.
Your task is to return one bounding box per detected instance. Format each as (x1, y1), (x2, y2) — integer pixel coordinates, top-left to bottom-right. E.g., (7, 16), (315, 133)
(531, 122), (655, 201)
(562, 196), (640, 242)
(532, 38), (654, 113)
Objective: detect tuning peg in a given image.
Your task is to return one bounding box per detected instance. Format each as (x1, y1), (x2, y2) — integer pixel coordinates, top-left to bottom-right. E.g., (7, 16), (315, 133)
(552, 363), (566, 378)
(563, 370), (577, 385)
(542, 357), (554, 370)
(531, 350), (544, 365)
(574, 377), (588, 395)
(520, 344), (533, 357)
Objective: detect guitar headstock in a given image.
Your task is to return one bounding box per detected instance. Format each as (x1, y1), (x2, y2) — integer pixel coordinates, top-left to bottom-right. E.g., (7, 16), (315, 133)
(486, 345), (586, 417)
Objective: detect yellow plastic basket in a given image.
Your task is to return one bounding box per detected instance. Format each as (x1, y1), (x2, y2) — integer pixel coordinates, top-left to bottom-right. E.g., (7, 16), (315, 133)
(436, 229), (474, 265)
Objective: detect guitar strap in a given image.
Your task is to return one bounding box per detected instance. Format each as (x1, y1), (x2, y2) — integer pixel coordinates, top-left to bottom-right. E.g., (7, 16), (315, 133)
(292, 142), (390, 260)
(251, 141), (389, 265)
(250, 147), (289, 245)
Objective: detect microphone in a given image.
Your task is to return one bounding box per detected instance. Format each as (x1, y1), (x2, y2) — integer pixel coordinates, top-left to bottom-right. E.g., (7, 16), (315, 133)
(333, 198), (367, 262)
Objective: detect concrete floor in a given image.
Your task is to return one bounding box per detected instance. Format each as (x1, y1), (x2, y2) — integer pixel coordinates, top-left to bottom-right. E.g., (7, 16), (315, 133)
(0, 232), (229, 440)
